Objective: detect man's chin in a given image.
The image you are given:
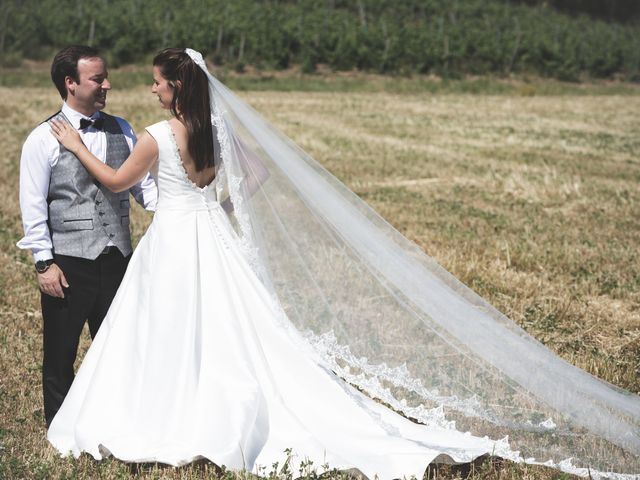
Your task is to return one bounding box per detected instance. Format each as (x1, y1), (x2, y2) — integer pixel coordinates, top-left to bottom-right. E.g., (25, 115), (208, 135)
(95, 99), (107, 110)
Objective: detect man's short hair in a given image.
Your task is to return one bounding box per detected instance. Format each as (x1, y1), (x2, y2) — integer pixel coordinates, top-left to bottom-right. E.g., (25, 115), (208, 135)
(50, 45), (102, 99)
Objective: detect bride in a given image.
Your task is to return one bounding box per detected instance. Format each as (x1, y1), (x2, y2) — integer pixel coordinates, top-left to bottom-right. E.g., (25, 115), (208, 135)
(48, 48), (639, 479)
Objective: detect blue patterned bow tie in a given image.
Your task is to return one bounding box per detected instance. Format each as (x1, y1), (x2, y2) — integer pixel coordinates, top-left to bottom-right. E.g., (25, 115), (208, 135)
(79, 117), (105, 130)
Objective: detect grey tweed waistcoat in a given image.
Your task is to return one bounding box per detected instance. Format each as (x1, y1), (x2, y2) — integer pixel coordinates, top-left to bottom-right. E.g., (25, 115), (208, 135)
(47, 112), (132, 260)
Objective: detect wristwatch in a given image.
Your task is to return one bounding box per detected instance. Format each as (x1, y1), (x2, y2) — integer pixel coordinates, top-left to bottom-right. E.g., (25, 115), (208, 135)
(35, 259), (54, 274)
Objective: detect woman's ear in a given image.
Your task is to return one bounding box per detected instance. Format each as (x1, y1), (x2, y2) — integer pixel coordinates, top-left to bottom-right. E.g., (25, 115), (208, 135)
(175, 80), (182, 89)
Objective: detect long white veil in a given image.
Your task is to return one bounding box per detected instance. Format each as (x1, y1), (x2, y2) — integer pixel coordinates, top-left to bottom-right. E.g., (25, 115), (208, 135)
(187, 49), (639, 477)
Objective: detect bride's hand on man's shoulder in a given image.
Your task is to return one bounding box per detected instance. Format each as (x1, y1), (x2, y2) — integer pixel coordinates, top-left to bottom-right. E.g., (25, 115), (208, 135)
(50, 119), (83, 154)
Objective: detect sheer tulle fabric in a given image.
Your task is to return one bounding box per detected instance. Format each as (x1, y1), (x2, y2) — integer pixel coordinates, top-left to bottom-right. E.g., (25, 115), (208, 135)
(206, 71), (639, 477)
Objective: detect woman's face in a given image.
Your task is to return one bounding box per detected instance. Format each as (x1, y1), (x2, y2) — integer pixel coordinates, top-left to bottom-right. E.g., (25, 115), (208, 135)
(151, 66), (174, 110)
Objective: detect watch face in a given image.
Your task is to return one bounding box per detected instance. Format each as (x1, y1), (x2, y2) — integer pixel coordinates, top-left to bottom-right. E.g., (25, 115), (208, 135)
(35, 261), (49, 273)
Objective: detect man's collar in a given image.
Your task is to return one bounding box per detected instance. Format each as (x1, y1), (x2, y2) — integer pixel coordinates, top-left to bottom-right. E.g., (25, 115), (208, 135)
(61, 103), (102, 129)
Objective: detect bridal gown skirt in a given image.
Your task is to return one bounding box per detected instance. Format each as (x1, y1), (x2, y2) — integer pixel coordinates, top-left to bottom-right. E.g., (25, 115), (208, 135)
(48, 122), (501, 479)
(48, 203), (498, 479)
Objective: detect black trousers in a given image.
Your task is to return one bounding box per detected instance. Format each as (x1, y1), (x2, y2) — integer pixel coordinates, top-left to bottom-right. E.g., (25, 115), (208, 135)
(41, 248), (130, 426)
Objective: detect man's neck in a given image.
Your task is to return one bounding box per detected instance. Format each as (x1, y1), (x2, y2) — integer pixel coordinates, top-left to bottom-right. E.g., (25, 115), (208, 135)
(64, 100), (97, 118)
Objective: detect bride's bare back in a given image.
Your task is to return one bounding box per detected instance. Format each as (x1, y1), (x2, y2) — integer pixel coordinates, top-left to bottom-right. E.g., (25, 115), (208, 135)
(168, 118), (216, 189)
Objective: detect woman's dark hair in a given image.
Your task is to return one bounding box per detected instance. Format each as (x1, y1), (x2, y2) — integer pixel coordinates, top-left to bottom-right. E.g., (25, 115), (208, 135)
(153, 48), (214, 172)
(51, 45), (102, 100)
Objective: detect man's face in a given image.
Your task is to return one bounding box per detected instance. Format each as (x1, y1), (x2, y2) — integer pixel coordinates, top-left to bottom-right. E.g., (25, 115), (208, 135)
(65, 57), (111, 115)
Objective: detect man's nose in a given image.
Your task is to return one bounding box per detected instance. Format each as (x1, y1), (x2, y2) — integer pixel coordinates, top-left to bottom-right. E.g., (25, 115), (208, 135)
(102, 79), (112, 90)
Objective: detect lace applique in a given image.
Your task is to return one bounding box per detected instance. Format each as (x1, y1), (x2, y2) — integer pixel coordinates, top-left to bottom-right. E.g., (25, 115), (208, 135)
(300, 331), (640, 478)
(304, 330), (492, 430)
(185, 48), (206, 70)
(212, 104), (264, 278)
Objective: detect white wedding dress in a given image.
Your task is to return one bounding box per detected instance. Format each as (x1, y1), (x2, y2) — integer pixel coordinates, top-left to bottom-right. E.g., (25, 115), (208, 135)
(47, 120), (502, 479)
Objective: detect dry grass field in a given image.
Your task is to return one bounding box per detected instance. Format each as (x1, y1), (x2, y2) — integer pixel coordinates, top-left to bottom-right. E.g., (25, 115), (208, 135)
(0, 81), (638, 479)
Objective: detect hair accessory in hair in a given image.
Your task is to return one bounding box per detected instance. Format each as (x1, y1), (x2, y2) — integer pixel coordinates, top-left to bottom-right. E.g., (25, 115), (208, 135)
(185, 48), (206, 70)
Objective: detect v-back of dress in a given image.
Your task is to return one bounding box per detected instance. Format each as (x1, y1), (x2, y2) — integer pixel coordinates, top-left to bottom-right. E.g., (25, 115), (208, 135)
(151, 120), (220, 209)
(47, 121), (500, 479)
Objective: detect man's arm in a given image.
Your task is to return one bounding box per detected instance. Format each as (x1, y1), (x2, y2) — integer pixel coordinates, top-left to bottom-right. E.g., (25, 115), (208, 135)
(17, 126), (55, 260)
(116, 118), (158, 211)
(16, 126), (69, 298)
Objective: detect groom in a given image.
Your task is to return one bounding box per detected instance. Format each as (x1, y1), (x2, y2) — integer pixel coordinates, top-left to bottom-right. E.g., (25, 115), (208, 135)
(17, 45), (157, 427)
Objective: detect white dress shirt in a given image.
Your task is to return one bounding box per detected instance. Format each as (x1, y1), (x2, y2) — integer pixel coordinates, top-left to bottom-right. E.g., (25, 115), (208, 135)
(17, 103), (158, 262)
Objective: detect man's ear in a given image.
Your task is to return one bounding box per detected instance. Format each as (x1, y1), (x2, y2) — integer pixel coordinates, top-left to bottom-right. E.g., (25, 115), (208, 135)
(64, 76), (76, 96)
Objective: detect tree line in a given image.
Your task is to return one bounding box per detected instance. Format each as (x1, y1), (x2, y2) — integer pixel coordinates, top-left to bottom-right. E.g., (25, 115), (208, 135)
(1, 0), (638, 81)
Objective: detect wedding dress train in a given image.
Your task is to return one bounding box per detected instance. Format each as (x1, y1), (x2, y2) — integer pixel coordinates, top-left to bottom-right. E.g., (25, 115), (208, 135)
(47, 121), (503, 479)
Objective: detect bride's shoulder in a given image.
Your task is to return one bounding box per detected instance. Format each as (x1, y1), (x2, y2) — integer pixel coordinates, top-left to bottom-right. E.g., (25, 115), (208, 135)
(144, 120), (170, 141)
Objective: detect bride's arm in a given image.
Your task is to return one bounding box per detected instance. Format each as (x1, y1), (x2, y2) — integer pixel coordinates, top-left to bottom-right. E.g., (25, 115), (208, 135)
(50, 119), (157, 193)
